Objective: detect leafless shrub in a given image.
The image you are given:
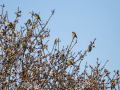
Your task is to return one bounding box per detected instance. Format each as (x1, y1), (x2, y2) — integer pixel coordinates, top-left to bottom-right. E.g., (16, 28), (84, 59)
(0, 4), (119, 90)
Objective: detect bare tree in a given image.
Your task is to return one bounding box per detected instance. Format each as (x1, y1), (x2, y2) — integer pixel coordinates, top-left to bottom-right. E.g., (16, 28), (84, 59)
(0, 4), (119, 90)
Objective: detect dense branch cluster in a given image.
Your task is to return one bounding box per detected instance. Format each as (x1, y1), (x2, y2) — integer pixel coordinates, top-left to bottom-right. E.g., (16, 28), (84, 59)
(0, 4), (119, 90)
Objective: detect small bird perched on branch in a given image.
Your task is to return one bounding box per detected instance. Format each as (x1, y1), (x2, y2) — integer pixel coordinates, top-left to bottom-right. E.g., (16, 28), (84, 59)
(27, 19), (31, 24)
(88, 45), (92, 52)
(8, 22), (13, 28)
(35, 13), (41, 21)
(60, 54), (65, 60)
(68, 60), (74, 65)
(72, 32), (77, 38)
(111, 79), (115, 89)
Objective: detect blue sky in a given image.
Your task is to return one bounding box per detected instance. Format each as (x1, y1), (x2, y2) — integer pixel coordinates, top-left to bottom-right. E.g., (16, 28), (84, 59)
(1, 0), (120, 87)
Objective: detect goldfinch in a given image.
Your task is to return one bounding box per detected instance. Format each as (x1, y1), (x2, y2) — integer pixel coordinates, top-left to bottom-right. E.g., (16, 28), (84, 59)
(68, 60), (73, 65)
(35, 13), (41, 21)
(60, 54), (65, 60)
(8, 22), (13, 28)
(27, 19), (31, 24)
(72, 32), (77, 38)
(111, 79), (115, 89)
(88, 45), (92, 52)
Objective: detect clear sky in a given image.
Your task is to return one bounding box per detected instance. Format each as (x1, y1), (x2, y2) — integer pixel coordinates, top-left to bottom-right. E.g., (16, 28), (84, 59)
(1, 0), (120, 88)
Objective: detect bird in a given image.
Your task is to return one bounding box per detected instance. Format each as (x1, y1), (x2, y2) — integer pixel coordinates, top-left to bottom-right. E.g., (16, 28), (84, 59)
(35, 13), (41, 21)
(72, 32), (77, 38)
(88, 45), (92, 52)
(111, 79), (115, 89)
(8, 22), (13, 28)
(60, 54), (65, 60)
(27, 19), (31, 24)
(68, 60), (74, 65)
